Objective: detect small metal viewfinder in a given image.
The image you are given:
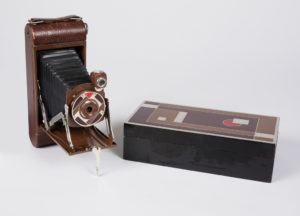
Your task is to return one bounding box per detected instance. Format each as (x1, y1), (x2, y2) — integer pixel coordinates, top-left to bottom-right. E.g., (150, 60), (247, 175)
(97, 77), (107, 88)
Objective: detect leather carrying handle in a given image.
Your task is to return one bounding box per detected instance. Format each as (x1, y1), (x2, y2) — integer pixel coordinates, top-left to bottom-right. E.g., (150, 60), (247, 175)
(28, 15), (82, 24)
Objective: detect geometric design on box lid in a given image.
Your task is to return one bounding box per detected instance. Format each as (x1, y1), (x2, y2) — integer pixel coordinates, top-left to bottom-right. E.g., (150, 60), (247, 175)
(126, 101), (279, 144)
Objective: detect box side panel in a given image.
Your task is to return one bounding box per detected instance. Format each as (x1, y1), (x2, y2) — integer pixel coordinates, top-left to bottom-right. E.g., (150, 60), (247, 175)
(124, 123), (275, 182)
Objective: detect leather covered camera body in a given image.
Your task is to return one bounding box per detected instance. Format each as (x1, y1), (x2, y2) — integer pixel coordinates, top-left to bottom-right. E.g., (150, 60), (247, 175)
(25, 15), (116, 155)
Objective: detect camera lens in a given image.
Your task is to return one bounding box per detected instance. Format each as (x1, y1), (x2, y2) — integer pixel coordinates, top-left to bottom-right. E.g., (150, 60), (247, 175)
(86, 106), (93, 113)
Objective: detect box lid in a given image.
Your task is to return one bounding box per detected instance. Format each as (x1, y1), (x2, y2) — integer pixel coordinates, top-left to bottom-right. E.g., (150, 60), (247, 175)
(126, 101), (279, 144)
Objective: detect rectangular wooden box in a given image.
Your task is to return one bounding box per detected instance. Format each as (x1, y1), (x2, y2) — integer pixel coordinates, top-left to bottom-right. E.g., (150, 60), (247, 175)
(124, 101), (279, 182)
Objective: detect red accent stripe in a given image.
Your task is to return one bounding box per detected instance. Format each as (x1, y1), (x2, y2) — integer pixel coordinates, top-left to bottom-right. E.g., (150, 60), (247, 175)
(223, 119), (240, 127)
(85, 92), (93, 98)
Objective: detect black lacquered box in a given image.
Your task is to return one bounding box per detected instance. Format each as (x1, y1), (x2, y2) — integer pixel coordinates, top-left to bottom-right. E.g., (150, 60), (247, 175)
(124, 101), (279, 182)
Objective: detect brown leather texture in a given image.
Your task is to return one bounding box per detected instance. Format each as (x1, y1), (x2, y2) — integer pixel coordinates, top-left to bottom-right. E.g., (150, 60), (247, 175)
(28, 20), (87, 45)
(25, 25), (53, 147)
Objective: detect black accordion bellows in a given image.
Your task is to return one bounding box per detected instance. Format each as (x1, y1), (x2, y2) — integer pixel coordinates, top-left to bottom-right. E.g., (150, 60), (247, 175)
(38, 48), (91, 120)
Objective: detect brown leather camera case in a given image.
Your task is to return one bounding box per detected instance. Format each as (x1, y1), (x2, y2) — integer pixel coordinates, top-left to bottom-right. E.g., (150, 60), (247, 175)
(25, 15), (116, 155)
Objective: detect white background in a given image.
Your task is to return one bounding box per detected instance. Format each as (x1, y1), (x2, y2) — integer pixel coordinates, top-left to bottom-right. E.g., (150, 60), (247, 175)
(1, 1), (300, 215)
